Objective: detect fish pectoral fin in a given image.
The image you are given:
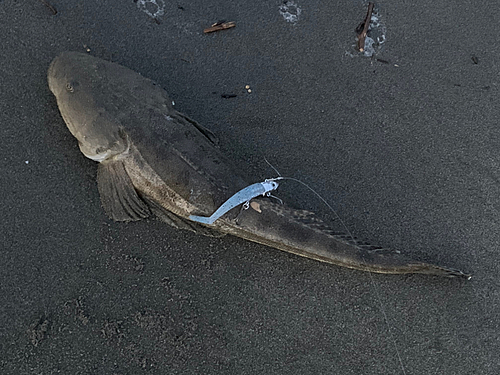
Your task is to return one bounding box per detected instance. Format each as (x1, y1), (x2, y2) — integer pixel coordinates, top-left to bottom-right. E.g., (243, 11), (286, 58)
(173, 111), (219, 145)
(97, 160), (150, 221)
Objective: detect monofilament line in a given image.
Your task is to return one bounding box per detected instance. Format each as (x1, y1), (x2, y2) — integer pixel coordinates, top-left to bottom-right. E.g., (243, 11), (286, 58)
(367, 270), (407, 375)
(264, 158), (407, 375)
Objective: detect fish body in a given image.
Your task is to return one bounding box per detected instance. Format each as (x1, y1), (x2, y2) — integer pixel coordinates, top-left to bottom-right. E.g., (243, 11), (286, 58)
(48, 52), (470, 278)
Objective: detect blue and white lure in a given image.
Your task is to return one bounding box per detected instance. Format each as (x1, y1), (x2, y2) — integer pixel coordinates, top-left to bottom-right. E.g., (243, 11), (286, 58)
(189, 179), (280, 225)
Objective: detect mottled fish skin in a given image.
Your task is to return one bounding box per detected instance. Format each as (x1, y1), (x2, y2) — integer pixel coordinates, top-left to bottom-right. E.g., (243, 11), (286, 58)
(47, 52), (470, 278)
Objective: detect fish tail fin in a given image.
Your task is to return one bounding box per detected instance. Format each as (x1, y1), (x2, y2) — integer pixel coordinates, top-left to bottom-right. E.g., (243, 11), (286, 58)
(408, 263), (471, 279)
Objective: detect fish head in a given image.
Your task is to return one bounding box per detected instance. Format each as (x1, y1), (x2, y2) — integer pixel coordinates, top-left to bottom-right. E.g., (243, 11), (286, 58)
(48, 52), (129, 162)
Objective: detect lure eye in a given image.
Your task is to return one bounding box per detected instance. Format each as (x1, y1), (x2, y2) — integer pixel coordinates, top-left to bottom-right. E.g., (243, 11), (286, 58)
(65, 82), (74, 92)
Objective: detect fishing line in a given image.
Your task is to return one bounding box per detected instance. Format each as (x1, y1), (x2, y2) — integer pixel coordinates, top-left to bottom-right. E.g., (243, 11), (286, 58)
(264, 158), (407, 375)
(190, 156), (407, 373)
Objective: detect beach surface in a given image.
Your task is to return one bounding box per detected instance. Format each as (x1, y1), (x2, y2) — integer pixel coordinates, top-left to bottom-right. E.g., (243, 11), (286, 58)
(1, 1), (499, 373)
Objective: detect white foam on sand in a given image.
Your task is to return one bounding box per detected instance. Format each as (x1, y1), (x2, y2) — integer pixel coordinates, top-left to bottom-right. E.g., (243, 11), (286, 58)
(136, 0), (165, 19)
(279, 1), (302, 24)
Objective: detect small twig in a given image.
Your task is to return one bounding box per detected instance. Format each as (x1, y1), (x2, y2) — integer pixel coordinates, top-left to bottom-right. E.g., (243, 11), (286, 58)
(356, 2), (374, 52)
(204, 21), (235, 34)
(39, 0), (57, 15)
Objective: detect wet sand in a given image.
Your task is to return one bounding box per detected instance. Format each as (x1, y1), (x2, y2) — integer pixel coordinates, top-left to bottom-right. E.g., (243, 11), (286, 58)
(1, 0), (499, 373)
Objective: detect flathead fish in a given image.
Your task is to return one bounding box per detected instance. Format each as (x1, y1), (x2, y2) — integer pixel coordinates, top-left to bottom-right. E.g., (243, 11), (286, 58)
(47, 52), (470, 278)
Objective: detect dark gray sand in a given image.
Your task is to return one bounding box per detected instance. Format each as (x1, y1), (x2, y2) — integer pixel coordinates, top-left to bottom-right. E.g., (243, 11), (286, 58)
(1, 0), (499, 373)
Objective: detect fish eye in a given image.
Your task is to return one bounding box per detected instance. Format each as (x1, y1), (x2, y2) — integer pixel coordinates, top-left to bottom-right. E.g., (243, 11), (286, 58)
(65, 82), (74, 92)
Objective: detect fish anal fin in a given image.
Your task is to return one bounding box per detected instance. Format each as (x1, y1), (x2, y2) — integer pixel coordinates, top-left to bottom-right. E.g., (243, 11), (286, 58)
(97, 160), (150, 221)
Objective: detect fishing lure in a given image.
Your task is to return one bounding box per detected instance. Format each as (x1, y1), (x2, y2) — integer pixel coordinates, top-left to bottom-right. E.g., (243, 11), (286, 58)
(189, 179), (279, 225)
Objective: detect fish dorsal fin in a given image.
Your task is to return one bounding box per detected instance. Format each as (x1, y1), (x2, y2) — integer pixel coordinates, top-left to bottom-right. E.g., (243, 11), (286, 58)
(262, 200), (391, 250)
(97, 160), (150, 221)
(172, 110), (219, 145)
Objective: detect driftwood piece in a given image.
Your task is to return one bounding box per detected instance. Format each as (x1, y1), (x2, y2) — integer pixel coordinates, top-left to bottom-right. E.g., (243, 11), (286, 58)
(204, 21), (236, 34)
(356, 2), (374, 52)
(39, 0), (57, 15)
